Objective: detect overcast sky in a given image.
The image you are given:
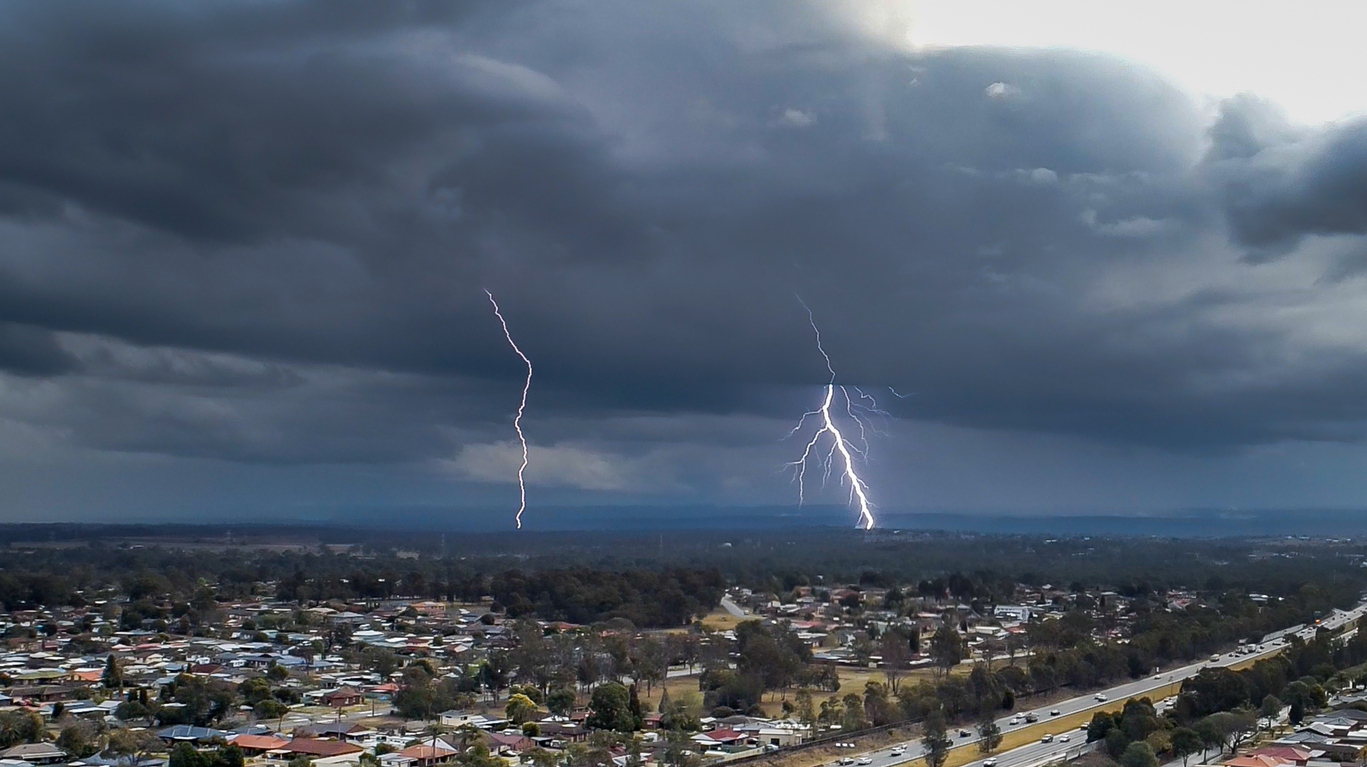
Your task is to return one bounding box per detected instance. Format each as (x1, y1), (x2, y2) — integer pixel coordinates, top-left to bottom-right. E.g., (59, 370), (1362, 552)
(5, 1), (1367, 527)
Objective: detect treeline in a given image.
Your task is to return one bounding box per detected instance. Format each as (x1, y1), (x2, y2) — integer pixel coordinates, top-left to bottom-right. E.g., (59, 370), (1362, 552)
(488, 568), (724, 627)
(0, 544), (723, 627)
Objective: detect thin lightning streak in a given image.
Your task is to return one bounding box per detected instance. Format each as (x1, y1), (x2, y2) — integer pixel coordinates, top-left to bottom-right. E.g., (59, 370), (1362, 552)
(485, 289), (532, 530)
(785, 296), (877, 530)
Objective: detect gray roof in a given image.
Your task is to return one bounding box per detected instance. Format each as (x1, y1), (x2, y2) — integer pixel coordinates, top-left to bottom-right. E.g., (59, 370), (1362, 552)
(0, 744), (66, 760)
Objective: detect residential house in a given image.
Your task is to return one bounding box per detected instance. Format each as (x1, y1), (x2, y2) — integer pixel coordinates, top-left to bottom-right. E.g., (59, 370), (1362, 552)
(0, 744), (67, 765)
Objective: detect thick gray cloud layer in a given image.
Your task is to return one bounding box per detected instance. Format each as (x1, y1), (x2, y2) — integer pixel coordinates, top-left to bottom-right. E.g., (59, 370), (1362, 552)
(3, 0), (1367, 519)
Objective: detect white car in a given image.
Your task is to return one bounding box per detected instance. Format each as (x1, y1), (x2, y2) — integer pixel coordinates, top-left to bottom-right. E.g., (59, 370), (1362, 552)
(984, 760), (998, 767)
(857, 758), (872, 765)
(1094, 693), (1108, 701)
(1050, 709), (1061, 716)
(890, 748), (905, 757)
(1059, 735), (1071, 743)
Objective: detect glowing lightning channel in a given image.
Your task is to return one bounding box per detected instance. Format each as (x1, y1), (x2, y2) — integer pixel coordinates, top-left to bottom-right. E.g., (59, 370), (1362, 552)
(786, 298), (878, 530)
(485, 289), (532, 530)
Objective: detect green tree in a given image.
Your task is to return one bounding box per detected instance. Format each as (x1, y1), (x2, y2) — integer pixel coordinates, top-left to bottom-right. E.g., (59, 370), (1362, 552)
(977, 709), (1003, 753)
(922, 711), (952, 767)
(1120, 742), (1158, 767)
(254, 699), (289, 721)
(170, 743), (208, 767)
(58, 721), (100, 758)
(239, 677), (272, 705)
(1106, 729), (1130, 759)
(661, 730), (700, 767)
(587, 682), (638, 733)
(103, 655), (124, 689)
(0, 710), (44, 749)
(929, 626), (964, 678)
(1203, 710), (1257, 755)
(506, 693), (539, 725)
(527, 748), (560, 767)
(792, 688), (816, 729)
(547, 687), (576, 717)
(116, 700), (151, 721)
(1170, 728), (1202, 767)
(105, 728), (163, 767)
(1260, 694), (1284, 733)
(1088, 712), (1115, 743)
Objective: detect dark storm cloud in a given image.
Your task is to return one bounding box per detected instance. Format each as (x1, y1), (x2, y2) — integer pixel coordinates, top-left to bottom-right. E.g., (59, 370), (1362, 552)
(2, 0), (1367, 483)
(0, 323), (76, 376)
(1209, 95), (1367, 254)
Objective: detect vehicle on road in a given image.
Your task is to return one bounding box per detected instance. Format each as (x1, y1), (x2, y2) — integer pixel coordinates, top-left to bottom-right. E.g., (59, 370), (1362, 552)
(1095, 693), (1107, 701)
(1059, 735), (1071, 742)
(839, 757), (854, 765)
(857, 757), (872, 765)
(984, 760), (998, 767)
(1211, 654), (1221, 661)
(1025, 713), (1039, 723)
(1009, 716), (1022, 725)
(890, 748), (905, 757)
(1050, 709), (1061, 716)
(959, 729), (972, 737)
(1041, 734), (1054, 743)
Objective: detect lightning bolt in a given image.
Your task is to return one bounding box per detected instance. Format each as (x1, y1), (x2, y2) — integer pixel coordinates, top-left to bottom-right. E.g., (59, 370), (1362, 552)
(786, 297), (878, 530)
(485, 289), (532, 530)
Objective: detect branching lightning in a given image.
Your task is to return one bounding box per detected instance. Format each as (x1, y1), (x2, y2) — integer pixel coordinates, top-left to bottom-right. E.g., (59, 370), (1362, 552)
(485, 289), (532, 530)
(785, 298), (879, 530)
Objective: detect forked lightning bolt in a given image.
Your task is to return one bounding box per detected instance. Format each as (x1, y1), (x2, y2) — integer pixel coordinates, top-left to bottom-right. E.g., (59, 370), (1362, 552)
(485, 289), (532, 530)
(786, 298), (878, 530)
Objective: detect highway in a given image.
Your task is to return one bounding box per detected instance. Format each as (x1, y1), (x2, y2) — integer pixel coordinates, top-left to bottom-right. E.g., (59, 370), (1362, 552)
(827, 603), (1367, 767)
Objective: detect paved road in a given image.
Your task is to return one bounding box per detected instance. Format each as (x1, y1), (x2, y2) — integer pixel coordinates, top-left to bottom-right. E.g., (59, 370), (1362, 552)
(831, 603), (1367, 767)
(720, 596), (749, 619)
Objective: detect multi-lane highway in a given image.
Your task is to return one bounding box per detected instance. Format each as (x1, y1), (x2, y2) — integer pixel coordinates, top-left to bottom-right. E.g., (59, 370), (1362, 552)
(827, 603), (1367, 767)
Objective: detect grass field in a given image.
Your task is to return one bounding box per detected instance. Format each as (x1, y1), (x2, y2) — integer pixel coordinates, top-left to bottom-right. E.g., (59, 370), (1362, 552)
(699, 608), (749, 631)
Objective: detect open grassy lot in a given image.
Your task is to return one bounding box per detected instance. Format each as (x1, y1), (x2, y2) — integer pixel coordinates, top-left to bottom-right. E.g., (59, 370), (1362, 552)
(699, 608), (749, 631)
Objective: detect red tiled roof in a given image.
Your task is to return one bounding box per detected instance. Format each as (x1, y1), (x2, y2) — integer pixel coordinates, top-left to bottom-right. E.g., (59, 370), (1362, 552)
(398, 745), (454, 760)
(1224, 756), (1282, 767)
(230, 735), (290, 751)
(1250, 747), (1313, 762)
